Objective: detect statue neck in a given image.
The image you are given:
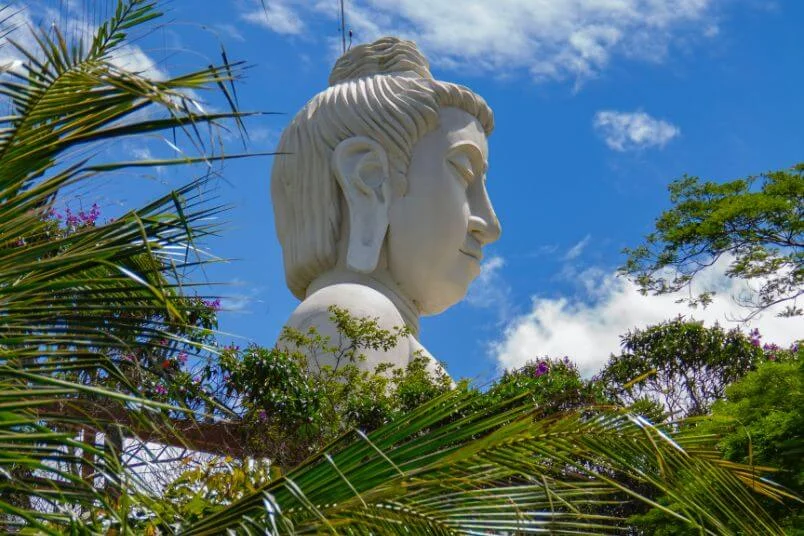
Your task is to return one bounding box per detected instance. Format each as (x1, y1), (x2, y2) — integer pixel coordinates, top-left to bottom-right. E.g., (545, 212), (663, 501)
(305, 269), (421, 338)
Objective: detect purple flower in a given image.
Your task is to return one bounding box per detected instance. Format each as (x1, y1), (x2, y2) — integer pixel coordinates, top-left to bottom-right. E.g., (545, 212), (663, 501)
(72, 203), (100, 226)
(193, 376), (201, 384)
(122, 353), (136, 362)
(87, 203), (100, 224)
(258, 410), (267, 421)
(534, 361), (549, 378)
(65, 214), (79, 227)
(203, 298), (222, 312)
(154, 384), (167, 395)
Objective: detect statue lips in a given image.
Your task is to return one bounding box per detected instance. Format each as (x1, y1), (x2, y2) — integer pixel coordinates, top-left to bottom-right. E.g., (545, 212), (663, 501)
(459, 235), (483, 262)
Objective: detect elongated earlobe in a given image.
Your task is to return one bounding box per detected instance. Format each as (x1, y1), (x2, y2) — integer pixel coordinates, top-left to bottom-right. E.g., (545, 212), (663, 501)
(332, 137), (392, 273)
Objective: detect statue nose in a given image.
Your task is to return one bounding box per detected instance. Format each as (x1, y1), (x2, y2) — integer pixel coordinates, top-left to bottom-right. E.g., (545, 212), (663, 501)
(468, 200), (501, 245)
(468, 180), (501, 245)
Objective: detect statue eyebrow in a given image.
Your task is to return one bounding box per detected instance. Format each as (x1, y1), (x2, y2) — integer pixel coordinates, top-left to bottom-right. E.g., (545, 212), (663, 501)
(447, 142), (487, 176)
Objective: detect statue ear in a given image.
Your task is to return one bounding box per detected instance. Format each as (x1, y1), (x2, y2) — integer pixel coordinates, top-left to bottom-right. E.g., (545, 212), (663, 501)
(332, 136), (392, 273)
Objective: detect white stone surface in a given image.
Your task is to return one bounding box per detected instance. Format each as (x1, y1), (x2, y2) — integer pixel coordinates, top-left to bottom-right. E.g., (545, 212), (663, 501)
(270, 37), (501, 374)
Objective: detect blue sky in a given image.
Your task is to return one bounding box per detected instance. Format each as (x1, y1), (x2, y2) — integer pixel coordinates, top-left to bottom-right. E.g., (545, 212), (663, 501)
(14, 0), (804, 381)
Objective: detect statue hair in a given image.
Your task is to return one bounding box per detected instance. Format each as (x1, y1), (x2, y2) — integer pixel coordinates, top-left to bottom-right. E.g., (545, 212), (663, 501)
(271, 37), (494, 299)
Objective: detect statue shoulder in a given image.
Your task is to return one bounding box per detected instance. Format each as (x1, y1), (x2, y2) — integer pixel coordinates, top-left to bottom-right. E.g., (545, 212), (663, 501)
(286, 283), (407, 330)
(282, 283), (410, 371)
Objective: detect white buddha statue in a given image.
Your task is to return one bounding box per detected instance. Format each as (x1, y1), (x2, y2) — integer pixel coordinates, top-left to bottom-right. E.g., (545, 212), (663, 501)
(270, 37), (501, 374)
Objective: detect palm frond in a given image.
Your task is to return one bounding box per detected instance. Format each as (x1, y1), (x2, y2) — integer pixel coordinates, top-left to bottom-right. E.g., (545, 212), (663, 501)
(0, 0), (261, 530)
(184, 390), (787, 535)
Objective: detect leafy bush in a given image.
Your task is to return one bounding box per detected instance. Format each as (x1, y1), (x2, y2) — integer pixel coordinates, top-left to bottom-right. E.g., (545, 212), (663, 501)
(216, 306), (452, 468)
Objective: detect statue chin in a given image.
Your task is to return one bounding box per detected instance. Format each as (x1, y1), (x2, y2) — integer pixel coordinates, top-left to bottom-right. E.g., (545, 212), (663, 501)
(270, 37), (500, 376)
(401, 269), (479, 317)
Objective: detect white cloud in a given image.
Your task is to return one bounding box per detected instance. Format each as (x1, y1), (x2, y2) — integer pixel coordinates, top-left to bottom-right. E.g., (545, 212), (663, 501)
(242, 0), (723, 84)
(215, 23), (246, 42)
(593, 110), (680, 151)
(0, 3), (167, 81)
(109, 45), (168, 80)
(128, 146), (154, 160)
(492, 258), (802, 378)
(0, 5), (36, 70)
(241, 4), (305, 35)
(465, 256), (512, 324)
(563, 234), (591, 261)
(220, 278), (265, 314)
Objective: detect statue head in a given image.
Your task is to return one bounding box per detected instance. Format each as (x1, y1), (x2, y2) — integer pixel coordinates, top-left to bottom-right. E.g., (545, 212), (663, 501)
(271, 37), (501, 315)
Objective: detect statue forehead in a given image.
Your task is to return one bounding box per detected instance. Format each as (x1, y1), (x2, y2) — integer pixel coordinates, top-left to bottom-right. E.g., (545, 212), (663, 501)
(415, 107), (489, 160)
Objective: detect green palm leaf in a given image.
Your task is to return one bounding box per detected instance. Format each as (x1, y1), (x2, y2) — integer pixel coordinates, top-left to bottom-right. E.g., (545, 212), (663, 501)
(184, 390), (787, 535)
(0, 1), (259, 530)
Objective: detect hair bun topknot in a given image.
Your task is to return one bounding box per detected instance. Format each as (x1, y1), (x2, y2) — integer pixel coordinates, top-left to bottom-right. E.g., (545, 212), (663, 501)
(328, 37), (432, 86)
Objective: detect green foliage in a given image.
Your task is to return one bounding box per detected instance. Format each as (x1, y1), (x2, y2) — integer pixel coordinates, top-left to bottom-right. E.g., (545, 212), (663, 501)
(148, 457), (277, 527)
(598, 317), (763, 419)
(0, 0), (251, 530)
(217, 306), (452, 468)
(630, 344), (803, 534)
(707, 346), (803, 531)
(621, 164), (804, 318)
(160, 346), (800, 534)
(180, 388), (789, 535)
(485, 356), (606, 414)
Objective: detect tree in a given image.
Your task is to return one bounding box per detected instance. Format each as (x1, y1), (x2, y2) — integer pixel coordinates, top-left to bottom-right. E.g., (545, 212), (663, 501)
(598, 317), (763, 419)
(629, 343), (803, 534)
(620, 164), (804, 319)
(484, 356), (606, 414)
(705, 345), (803, 531)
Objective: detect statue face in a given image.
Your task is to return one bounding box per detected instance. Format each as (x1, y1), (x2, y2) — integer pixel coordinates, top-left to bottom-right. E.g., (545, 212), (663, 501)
(387, 107), (501, 315)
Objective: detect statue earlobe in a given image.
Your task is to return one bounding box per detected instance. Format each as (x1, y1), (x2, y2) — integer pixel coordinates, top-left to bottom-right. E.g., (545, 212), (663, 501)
(332, 137), (392, 273)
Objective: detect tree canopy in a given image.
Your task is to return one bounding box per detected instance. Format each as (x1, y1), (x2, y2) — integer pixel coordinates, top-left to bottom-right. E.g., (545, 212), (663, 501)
(598, 317), (763, 419)
(620, 164), (803, 319)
